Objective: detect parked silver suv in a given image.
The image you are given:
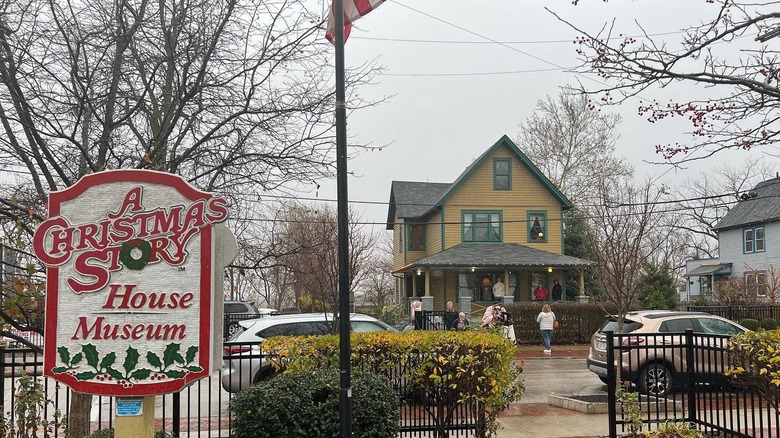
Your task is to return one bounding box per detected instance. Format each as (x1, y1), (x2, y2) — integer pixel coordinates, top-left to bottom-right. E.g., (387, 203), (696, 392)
(586, 310), (747, 396)
(221, 313), (396, 392)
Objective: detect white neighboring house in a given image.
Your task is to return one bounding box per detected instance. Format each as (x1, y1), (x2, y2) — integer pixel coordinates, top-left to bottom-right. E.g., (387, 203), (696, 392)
(683, 177), (780, 303)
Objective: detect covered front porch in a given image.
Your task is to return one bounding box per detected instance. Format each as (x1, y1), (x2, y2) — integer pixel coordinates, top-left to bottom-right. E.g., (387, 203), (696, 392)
(393, 243), (592, 312)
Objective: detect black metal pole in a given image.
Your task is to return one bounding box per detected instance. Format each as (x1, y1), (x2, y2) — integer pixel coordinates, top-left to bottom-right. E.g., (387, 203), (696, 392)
(333, 1), (352, 437)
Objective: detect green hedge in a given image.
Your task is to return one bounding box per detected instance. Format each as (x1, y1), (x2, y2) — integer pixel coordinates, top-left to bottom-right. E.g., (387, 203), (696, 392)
(760, 318), (779, 330)
(263, 331), (523, 438)
(739, 318), (760, 331)
(503, 302), (628, 344)
(231, 369), (399, 438)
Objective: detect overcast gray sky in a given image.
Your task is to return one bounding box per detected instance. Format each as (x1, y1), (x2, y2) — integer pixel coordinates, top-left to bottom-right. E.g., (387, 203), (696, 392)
(315, 0), (773, 230)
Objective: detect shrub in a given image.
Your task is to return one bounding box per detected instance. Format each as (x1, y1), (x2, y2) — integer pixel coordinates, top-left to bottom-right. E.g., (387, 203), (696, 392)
(263, 331), (522, 438)
(647, 421), (704, 437)
(739, 318), (760, 331)
(760, 318), (779, 330)
(231, 369), (399, 438)
(727, 330), (780, 406)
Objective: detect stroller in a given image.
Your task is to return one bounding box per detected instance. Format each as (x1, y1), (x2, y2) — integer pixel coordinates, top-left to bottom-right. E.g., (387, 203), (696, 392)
(482, 305), (517, 345)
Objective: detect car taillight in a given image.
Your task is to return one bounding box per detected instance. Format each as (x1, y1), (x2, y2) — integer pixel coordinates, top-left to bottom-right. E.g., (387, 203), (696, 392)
(224, 346), (251, 355)
(622, 337), (645, 347)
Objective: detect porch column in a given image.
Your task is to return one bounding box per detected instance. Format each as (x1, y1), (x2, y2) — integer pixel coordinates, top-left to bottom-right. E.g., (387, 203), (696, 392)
(412, 274), (418, 298)
(576, 269), (590, 303)
(425, 270), (431, 296)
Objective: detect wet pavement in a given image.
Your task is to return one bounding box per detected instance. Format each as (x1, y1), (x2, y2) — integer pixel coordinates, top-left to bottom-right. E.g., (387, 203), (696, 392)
(498, 344), (611, 437)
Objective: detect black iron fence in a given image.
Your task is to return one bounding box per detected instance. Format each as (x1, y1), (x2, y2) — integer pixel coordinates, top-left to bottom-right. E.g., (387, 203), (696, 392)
(605, 330), (780, 438)
(687, 305), (780, 322)
(1, 341), (479, 437)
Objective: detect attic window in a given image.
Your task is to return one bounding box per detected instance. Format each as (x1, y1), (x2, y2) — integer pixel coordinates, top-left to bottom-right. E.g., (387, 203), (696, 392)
(493, 159), (511, 190)
(527, 211), (547, 243)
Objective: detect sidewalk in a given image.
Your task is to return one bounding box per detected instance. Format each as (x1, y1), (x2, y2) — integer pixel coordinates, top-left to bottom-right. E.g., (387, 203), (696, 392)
(498, 344), (610, 438)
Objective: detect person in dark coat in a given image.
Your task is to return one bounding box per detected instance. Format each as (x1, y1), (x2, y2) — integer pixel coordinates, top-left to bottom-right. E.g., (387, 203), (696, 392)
(552, 279), (563, 301)
(443, 301), (458, 331)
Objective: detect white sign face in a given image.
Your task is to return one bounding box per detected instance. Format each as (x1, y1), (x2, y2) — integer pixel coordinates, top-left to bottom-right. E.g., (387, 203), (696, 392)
(33, 170), (229, 396)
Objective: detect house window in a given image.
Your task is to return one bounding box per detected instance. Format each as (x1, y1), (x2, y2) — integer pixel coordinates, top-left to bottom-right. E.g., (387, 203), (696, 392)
(527, 211), (547, 243)
(462, 211), (502, 242)
(744, 226), (765, 253)
(493, 159), (511, 190)
(407, 224), (426, 251)
(746, 271), (767, 297)
(699, 276), (712, 295)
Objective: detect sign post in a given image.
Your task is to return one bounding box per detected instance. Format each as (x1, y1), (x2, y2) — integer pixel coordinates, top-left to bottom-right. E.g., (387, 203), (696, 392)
(33, 170), (235, 437)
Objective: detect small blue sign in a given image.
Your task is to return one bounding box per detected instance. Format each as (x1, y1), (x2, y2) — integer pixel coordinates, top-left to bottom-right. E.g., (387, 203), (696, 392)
(116, 399), (143, 416)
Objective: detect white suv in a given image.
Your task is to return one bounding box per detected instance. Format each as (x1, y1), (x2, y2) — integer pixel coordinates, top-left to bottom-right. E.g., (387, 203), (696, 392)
(221, 313), (396, 392)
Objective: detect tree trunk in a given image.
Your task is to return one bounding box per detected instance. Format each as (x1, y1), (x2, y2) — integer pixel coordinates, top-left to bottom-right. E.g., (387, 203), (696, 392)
(68, 392), (93, 438)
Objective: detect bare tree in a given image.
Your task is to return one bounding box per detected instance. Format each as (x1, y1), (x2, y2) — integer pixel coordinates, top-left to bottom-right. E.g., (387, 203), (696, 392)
(551, 1), (780, 162)
(585, 177), (669, 326)
(0, 0), (382, 435)
(518, 90), (632, 204)
(278, 203), (377, 314)
(358, 232), (396, 315)
(761, 265), (780, 305)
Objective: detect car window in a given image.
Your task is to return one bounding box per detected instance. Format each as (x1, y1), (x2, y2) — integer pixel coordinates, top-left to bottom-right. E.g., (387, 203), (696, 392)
(600, 319), (643, 334)
(257, 323), (297, 338)
(295, 321), (332, 336)
(659, 318), (695, 332)
(224, 303), (248, 314)
(696, 318), (743, 335)
(351, 321), (388, 333)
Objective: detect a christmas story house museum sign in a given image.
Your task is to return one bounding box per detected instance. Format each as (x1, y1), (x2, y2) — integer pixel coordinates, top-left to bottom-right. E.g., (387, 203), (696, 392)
(33, 170), (229, 396)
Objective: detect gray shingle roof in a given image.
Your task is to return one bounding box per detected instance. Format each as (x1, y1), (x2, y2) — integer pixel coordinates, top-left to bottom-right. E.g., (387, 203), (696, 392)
(398, 243), (592, 270)
(386, 181), (450, 229)
(713, 177), (780, 231)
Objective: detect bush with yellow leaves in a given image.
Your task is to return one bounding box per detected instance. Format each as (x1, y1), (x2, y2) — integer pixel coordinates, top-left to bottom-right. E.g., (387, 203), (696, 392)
(263, 330), (523, 438)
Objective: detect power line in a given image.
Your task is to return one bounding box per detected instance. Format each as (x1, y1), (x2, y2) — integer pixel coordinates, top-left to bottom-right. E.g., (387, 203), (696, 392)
(351, 30), (688, 45)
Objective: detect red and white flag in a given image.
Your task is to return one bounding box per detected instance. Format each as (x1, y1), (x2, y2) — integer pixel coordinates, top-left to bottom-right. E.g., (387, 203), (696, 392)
(326, 0), (385, 43)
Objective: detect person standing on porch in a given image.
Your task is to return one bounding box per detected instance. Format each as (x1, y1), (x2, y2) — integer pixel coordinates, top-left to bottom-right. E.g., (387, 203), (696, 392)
(552, 279), (562, 301)
(533, 284), (548, 301)
(492, 278), (506, 300)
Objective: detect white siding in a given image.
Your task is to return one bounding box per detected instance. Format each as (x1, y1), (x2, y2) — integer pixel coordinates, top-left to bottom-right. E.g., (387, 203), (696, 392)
(718, 222), (780, 274)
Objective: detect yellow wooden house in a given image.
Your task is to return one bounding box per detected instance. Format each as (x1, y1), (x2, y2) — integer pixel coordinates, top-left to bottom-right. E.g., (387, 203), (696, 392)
(386, 135), (591, 311)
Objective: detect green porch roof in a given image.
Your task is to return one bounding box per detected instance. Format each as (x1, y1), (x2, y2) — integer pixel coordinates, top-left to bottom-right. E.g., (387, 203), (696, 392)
(394, 243), (591, 273)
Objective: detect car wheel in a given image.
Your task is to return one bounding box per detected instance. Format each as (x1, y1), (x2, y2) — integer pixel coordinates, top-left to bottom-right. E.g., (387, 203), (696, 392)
(253, 366), (275, 384)
(227, 323), (240, 336)
(637, 363), (673, 397)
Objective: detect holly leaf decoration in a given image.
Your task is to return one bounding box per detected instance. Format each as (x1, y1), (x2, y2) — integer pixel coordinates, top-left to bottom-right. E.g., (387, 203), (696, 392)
(58, 346), (70, 365)
(185, 366), (203, 373)
(130, 368), (152, 381)
(185, 346), (198, 364)
(106, 367), (124, 381)
(83, 344), (99, 368)
(100, 352), (116, 369)
(71, 353), (83, 366)
(163, 343), (182, 367)
(75, 371), (98, 381)
(124, 347), (140, 374)
(52, 367), (68, 374)
(147, 351), (162, 368)
(164, 370), (186, 379)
